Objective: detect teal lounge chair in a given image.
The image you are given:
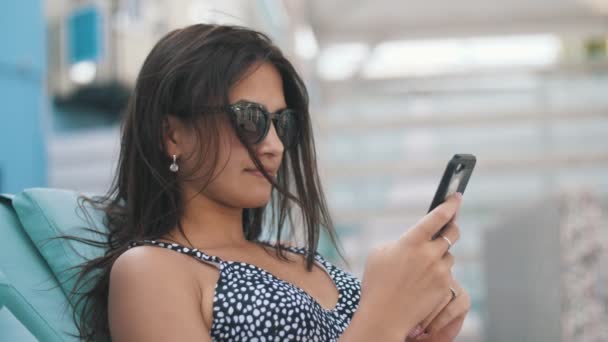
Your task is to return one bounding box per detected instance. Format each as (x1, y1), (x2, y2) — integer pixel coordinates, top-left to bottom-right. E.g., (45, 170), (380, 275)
(0, 188), (108, 341)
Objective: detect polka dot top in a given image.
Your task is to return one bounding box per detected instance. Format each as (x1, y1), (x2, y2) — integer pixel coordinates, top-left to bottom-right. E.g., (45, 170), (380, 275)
(127, 239), (362, 341)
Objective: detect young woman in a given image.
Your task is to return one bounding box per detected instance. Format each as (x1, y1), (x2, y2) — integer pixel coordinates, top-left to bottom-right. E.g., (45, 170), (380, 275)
(67, 24), (470, 341)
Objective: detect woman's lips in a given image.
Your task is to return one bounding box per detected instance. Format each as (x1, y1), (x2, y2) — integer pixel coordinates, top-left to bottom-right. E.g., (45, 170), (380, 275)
(246, 170), (264, 177)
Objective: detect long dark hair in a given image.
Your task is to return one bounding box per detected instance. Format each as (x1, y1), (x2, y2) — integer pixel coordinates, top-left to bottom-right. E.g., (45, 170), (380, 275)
(56, 23), (347, 341)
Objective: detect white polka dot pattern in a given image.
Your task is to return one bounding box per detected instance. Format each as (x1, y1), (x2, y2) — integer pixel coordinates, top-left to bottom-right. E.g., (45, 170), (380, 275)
(127, 239), (362, 341)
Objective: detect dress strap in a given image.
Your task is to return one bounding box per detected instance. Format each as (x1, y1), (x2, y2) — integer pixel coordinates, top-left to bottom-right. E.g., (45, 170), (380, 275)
(256, 240), (313, 256)
(127, 239), (224, 269)
(257, 241), (328, 265)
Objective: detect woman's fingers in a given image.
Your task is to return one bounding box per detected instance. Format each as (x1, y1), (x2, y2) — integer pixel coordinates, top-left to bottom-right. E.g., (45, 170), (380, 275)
(432, 221), (460, 256)
(416, 315), (466, 342)
(406, 269), (456, 340)
(421, 281), (471, 337)
(415, 272), (456, 335)
(400, 193), (463, 244)
(419, 287), (454, 330)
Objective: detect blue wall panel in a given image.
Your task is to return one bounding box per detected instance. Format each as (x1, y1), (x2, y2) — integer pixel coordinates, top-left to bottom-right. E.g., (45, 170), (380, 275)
(0, 0), (48, 193)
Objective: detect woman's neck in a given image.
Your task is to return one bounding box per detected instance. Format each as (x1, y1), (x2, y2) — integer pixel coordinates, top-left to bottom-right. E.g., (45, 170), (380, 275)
(167, 188), (250, 250)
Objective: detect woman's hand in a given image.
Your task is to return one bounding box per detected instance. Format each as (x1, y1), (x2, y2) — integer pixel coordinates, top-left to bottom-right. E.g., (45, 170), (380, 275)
(407, 280), (471, 341)
(410, 315), (466, 342)
(342, 193), (463, 342)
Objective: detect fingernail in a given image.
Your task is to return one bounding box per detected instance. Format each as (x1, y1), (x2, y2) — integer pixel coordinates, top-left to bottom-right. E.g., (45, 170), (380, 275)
(408, 325), (423, 338)
(455, 192), (463, 199)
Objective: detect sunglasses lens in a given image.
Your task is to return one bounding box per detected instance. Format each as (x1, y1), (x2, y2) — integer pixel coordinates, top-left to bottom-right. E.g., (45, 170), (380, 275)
(233, 105), (268, 144)
(230, 103), (299, 148)
(275, 109), (298, 148)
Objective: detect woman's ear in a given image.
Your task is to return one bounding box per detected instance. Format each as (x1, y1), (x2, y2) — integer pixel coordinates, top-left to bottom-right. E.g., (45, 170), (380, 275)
(162, 115), (181, 157)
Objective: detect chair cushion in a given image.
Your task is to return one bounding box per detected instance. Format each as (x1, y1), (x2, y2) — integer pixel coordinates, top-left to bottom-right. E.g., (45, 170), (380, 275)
(10, 188), (108, 313)
(0, 194), (78, 341)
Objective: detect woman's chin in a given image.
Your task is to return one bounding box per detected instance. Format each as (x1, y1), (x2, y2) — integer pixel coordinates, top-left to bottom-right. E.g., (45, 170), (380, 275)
(239, 193), (272, 208)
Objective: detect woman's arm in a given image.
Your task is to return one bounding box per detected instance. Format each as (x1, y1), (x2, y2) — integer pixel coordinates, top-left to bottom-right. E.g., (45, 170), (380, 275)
(108, 247), (212, 341)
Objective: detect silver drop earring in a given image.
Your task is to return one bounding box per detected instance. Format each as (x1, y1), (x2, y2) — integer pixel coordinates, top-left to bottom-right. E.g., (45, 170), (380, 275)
(169, 154), (179, 172)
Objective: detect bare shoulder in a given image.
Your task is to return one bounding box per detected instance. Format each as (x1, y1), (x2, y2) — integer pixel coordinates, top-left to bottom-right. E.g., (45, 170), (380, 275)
(112, 244), (200, 274)
(110, 245), (201, 288)
(108, 245), (212, 341)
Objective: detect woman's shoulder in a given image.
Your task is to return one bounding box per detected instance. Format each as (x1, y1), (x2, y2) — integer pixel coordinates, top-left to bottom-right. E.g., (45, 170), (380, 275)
(111, 244), (200, 289)
(108, 245), (212, 340)
(115, 242), (225, 300)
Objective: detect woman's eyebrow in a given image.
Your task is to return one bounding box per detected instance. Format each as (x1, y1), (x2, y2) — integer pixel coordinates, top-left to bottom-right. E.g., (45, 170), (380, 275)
(233, 98), (287, 112)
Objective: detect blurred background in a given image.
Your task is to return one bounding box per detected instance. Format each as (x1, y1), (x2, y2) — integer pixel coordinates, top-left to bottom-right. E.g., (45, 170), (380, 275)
(1, 0), (607, 341)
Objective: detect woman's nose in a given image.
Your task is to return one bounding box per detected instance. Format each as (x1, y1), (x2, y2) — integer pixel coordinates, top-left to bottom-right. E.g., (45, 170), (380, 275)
(257, 121), (284, 156)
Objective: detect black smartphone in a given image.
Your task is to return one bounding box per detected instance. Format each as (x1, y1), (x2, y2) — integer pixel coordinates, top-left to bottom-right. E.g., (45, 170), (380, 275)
(428, 154), (476, 240)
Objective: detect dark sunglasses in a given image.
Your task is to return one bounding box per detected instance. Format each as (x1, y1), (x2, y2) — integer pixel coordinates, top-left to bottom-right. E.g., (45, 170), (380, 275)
(225, 100), (300, 149)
